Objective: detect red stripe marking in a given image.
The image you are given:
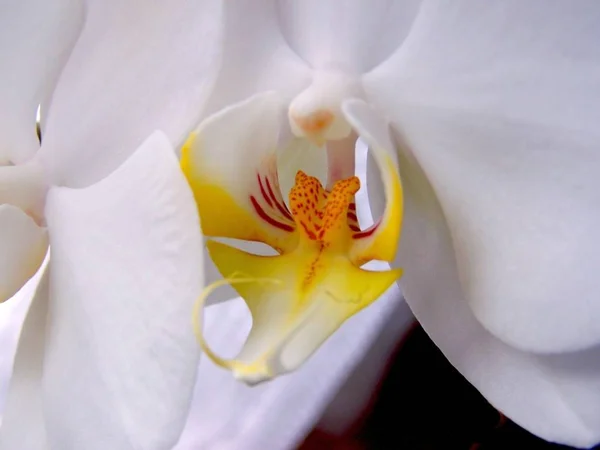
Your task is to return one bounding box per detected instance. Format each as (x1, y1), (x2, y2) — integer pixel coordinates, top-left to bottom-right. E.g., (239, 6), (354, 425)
(257, 174), (273, 208)
(353, 222), (380, 239)
(349, 225), (361, 232)
(348, 203), (356, 211)
(347, 212), (358, 222)
(250, 196), (295, 232)
(300, 221), (317, 240)
(265, 177), (294, 221)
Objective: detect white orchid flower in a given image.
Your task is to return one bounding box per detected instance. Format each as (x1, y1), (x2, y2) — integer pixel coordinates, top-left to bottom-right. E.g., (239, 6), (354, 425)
(179, 1), (600, 447)
(2, 0), (600, 449)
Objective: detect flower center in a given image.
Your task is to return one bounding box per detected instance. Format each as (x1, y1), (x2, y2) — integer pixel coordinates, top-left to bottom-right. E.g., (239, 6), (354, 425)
(289, 171), (359, 248)
(181, 91), (404, 384)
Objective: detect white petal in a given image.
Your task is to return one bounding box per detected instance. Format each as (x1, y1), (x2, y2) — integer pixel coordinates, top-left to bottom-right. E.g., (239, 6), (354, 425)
(365, 0), (600, 354)
(0, 266), (49, 450)
(407, 172), (600, 447)
(42, 131), (203, 449)
(0, 161), (46, 222)
(0, 0), (83, 164)
(0, 205), (48, 302)
(175, 287), (406, 450)
(201, 0), (310, 117)
(39, 1), (222, 187)
(364, 135), (600, 447)
(276, 0), (421, 73)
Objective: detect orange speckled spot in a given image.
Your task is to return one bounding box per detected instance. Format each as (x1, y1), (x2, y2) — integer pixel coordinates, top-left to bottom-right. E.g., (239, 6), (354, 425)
(289, 171), (360, 244)
(292, 110), (334, 136)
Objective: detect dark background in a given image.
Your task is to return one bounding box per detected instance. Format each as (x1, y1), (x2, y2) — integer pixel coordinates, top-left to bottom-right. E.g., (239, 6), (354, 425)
(300, 325), (600, 450)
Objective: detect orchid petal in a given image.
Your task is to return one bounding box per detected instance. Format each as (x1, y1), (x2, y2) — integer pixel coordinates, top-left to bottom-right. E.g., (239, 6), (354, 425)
(39, 131), (203, 449)
(361, 3), (600, 444)
(0, 0), (83, 164)
(277, 0), (422, 73)
(341, 100), (403, 265)
(182, 92), (298, 253)
(39, 1), (222, 187)
(0, 205), (47, 302)
(365, 0), (600, 353)
(201, 0), (310, 117)
(0, 267), (49, 450)
(380, 157), (600, 447)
